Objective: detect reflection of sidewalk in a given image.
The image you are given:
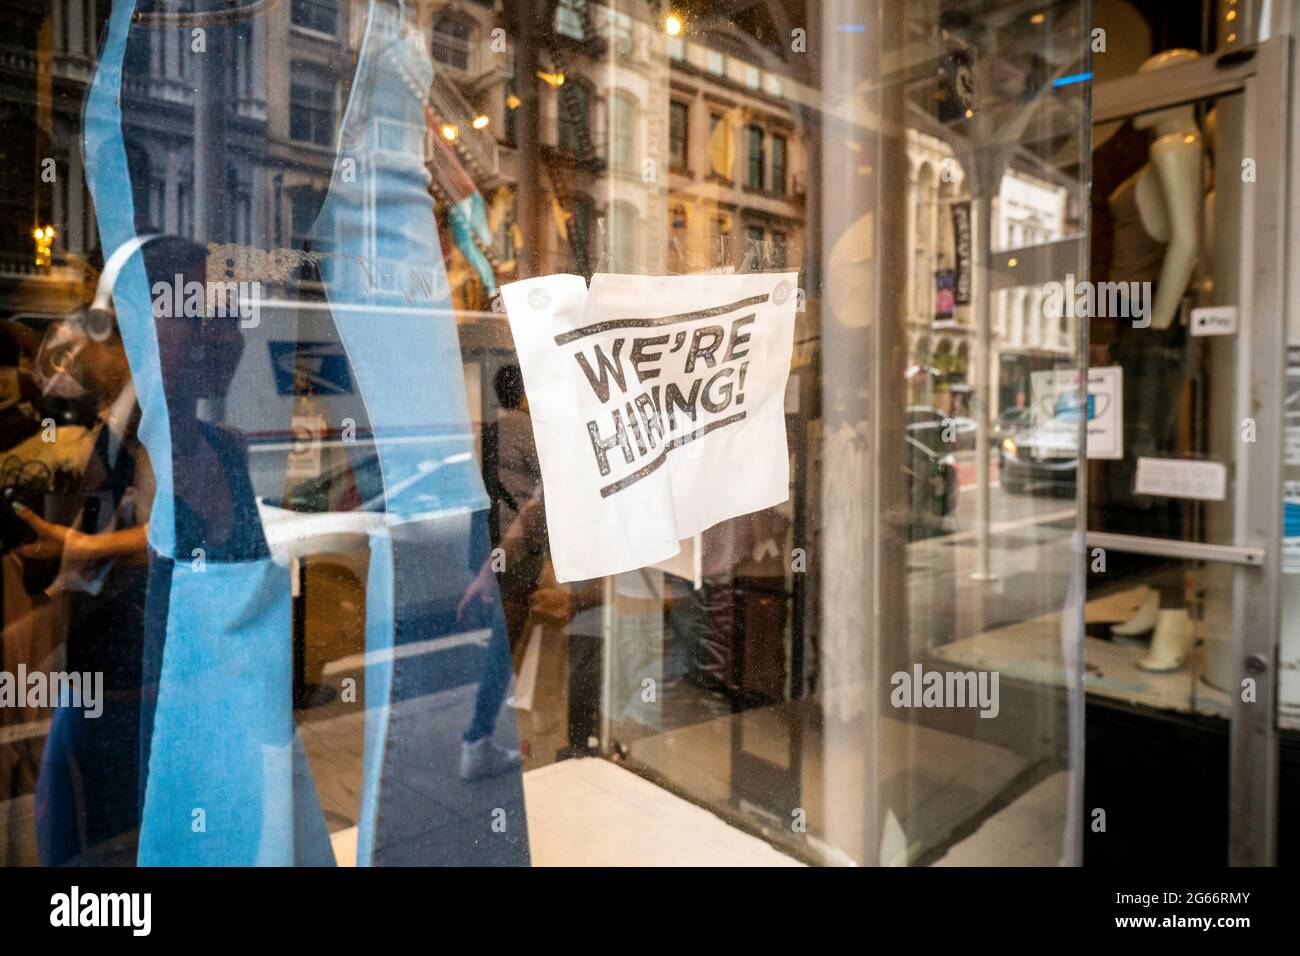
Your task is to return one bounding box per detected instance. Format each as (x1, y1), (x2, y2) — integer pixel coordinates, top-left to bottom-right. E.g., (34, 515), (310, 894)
(327, 757), (802, 867)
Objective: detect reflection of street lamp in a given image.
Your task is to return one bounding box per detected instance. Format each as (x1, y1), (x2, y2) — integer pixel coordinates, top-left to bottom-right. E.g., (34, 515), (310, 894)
(32, 224), (55, 267)
(664, 14), (684, 36)
(441, 123), (459, 141)
(472, 114), (490, 130)
(537, 70), (565, 87)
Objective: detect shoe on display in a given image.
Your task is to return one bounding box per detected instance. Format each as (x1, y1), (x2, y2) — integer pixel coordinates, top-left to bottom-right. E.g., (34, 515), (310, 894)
(1137, 609), (1193, 672)
(459, 737), (522, 782)
(1111, 590), (1159, 636)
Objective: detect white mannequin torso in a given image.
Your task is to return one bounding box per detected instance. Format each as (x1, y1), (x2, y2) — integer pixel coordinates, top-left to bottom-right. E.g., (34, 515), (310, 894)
(1105, 56), (1205, 330)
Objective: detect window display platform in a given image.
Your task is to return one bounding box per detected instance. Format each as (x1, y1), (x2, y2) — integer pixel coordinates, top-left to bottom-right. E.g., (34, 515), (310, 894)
(933, 597), (1232, 719)
(626, 699), (1035, 866)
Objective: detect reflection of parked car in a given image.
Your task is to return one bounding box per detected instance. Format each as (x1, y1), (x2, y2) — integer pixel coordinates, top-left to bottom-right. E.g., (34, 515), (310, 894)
(906, 404), (977, 452)
(998, 398), (1080, 495)
(904, 430), (959, 524)
(257, 449), (481, 612)
(994, 406), (1033, 440)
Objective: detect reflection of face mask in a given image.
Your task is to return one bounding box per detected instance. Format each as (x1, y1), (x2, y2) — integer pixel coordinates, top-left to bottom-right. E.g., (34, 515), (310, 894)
(37, 368), (87, 399)
(33, 322), (89, 399)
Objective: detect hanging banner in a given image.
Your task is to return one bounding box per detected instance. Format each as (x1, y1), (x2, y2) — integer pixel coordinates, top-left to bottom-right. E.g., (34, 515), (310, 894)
(502, 271), (799, 582)
(951, 200), (972, 305)
(933, 268), (956, 325)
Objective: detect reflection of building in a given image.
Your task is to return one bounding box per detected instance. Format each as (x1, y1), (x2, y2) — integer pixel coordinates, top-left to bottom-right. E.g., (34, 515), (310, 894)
(906, 130), (969, 410)
(503, 2), (806, 282)
(663, 27), (804, 277)
(0, 1), (103, 316)
(1, 0), (510, 309)
(415, 1), (808, 296)
(991, 169), (1072, 414)
(902, 130), (1072, 416)
(1, 1), (805, 318)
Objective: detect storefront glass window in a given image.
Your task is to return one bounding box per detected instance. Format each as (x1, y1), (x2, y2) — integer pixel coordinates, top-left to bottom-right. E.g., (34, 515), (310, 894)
(0, 0), (1095, 867)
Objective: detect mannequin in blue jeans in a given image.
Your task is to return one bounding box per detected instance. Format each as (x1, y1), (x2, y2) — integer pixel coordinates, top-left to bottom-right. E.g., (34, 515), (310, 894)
(81, 0), (527, 865)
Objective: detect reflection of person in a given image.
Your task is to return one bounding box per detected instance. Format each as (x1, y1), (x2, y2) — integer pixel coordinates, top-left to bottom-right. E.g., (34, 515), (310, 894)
(480, 365), (544, 646)
(24, 312), (152, 865)
(460, 490), (603, 748)
(94, 235), (332, 867)
(0, 322), (48, 859)
(455, 373), (539, 771)
(470, 364), (621, 744)
(491, 367), (540, 522)
(87, 0), (528, 865)
(455, 553), (525, 780)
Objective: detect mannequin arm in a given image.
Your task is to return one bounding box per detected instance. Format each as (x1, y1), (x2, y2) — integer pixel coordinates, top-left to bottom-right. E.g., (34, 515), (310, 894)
(1148, 136), (1202, 329)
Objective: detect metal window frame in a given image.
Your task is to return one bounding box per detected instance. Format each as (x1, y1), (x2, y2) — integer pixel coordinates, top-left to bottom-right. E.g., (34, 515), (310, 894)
(1091, 38), (1288, 866)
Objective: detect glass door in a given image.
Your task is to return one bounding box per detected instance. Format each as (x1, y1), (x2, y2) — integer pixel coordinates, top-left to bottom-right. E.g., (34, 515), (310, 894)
(1086, 40), (1288, 865)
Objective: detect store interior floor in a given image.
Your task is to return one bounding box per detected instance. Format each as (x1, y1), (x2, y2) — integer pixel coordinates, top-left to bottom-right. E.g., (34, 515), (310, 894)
(329, 759), (1069, 867)
(0, 692), (1069, 866)
(326, 757), (801, 867)
(300, 686), (1064, 866)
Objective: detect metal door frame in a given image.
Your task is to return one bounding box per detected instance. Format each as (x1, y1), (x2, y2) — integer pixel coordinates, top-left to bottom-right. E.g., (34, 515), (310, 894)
(1091, 38), (1288, 865)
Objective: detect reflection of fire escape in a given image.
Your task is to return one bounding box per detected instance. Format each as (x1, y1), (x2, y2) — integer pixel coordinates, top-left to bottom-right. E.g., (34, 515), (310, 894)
(422, 116), (504, 280)
(542, 0), (605, 275)
(427, 67), (499, 180)
(422, 59), (504, 279)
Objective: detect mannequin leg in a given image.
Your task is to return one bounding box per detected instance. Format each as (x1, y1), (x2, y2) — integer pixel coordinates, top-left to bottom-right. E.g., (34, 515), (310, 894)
(314, 2), (527, 866)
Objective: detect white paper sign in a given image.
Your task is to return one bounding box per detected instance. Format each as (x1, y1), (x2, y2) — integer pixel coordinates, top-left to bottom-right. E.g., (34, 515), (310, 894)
(502, 271), (798, 582)
(1134, 457), (1227, 501)
(1086, 366), (1122, 460)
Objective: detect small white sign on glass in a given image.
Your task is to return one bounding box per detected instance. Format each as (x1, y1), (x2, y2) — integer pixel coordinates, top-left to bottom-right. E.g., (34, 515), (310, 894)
(1190, 305), (1238, 337)
(1134, 457), (1227, 501)
(1086, 366), (1122, 460)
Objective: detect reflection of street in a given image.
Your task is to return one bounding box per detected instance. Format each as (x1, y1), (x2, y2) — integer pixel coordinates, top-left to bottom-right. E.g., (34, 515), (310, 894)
(910, 452), (1077, 652)
(949, 452), (1072, 529)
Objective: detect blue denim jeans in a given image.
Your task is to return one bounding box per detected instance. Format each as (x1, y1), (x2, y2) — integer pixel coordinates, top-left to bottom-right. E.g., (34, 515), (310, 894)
(82, 0), (527, 866)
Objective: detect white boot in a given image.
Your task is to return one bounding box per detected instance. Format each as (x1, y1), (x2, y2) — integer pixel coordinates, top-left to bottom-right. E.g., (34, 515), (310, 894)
(1137, 609), (1192, 672)
(1111, 590), (1159, 636)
